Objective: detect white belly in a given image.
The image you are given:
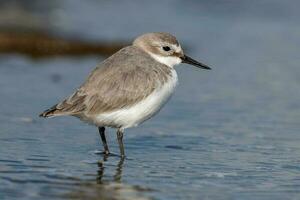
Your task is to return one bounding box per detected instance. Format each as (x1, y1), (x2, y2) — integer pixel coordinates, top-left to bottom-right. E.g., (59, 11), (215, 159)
(95, 69), (178, 129)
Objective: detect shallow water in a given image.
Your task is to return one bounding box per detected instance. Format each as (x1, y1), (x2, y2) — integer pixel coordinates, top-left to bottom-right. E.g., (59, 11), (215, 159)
(1, 1), (300, 199)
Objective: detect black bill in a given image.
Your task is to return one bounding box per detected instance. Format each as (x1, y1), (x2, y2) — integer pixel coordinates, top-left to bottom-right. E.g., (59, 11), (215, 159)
(181, 55), (211, 70)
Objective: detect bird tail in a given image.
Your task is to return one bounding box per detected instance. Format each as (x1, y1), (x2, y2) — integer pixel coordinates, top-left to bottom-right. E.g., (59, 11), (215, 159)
(39, 104), (59, 118)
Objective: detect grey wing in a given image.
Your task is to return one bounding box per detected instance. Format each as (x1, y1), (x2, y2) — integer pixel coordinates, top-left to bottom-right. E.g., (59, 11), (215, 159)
(39, 87), (87, 117)
(82, 63), (157, 115)
(40, 46), (160, 117)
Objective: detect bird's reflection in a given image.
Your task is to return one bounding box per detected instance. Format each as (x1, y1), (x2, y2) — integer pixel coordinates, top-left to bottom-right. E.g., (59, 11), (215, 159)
(113, 157), (124, 182)
(96, 154), (125, 184)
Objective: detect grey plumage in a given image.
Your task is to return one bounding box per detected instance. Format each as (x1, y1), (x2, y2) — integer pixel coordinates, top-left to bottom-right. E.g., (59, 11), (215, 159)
(40, 45), (172, 127)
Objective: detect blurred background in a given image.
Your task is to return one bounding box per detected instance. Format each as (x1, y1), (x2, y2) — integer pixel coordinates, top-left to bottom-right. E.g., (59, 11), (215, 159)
(0, 0), (299, 200)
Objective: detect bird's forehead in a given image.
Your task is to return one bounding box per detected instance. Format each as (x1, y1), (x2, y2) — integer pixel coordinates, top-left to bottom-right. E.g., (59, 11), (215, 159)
(156, 34), (179, 45)
(133, 33), (183, 55)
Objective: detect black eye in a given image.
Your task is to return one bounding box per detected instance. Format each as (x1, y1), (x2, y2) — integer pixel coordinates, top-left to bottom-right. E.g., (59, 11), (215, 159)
(162, 46), (171, 51)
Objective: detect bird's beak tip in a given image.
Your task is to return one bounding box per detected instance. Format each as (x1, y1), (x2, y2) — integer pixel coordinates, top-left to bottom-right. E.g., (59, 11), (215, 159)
(180, 55), (211, 70)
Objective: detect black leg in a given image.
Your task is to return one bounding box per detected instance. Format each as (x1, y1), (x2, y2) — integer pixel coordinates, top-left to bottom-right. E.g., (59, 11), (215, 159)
(98, 127), (109, 154)
(116, 129), (125, 157)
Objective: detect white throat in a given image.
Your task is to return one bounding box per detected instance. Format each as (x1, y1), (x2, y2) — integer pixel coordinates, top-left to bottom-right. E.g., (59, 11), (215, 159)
(149, 53), (182, 68)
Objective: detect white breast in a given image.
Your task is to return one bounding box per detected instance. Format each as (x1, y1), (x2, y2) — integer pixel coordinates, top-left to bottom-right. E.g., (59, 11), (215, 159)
(95, 69), (178, 129)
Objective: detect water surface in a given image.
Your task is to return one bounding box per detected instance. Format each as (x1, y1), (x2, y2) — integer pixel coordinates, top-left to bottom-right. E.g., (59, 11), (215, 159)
(0, 1), (300, 199)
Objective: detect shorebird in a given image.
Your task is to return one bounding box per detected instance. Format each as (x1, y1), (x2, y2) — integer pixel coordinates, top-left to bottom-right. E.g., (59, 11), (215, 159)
(40, 32), (211, 157)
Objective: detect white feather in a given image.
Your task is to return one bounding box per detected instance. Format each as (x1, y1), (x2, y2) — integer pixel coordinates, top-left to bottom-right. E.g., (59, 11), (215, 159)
(148, 53), (182, 68)
(95, 69), (178, 129)
(172, 44), (182, 53)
